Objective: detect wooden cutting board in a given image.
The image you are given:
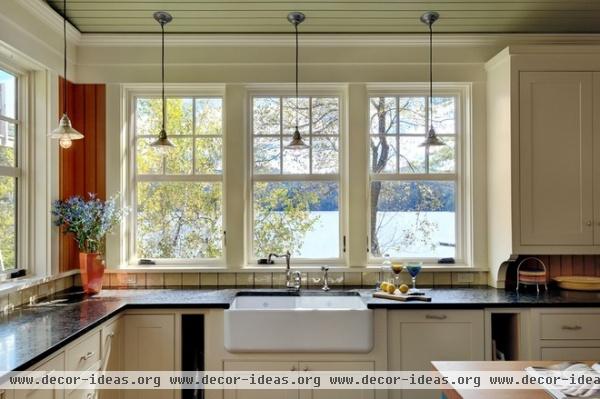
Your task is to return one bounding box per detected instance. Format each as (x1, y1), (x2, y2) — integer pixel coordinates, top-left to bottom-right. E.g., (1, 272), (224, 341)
(373, 292), (432, 302)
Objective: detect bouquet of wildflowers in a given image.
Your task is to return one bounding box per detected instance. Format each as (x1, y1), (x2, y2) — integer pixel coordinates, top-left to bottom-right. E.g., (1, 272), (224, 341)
(52, 193), (126, 254)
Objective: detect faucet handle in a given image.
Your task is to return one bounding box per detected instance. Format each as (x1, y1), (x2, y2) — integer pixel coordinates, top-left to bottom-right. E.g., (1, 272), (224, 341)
(321, 266), (329, 272)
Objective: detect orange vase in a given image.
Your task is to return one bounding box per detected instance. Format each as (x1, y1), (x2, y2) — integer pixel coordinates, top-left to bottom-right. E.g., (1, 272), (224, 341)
(79, 252), (105, 294)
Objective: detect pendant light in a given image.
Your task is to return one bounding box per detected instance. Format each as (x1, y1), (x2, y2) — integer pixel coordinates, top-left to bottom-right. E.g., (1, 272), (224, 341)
(49, 0), (83, 149)
(284, 12), (309, 150)
(150, 11), (175, 156)
(419, 11), (445, 148)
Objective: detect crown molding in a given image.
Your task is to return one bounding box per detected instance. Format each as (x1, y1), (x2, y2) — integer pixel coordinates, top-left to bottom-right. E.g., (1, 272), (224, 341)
(18, 0), (81, 44)
(78, 32), (600, 48)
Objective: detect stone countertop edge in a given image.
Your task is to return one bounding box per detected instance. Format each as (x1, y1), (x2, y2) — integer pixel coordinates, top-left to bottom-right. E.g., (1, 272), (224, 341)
(1, 287), (600, 378)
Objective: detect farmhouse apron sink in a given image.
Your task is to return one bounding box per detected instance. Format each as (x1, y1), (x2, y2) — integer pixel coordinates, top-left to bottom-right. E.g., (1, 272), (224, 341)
(224, 292), (373, 353)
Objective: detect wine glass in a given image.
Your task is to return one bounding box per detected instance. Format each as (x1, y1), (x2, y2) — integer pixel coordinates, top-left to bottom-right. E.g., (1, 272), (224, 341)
(406, 262), (423, 293)
(391, 262), (403, 288)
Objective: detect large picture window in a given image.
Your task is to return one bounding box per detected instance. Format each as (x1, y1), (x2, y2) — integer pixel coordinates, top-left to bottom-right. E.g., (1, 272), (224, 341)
(0, 69), (17, 271)
(133, 96), (223, 261)
(369, 93), (460, 261)
(251, 95), (342, 260)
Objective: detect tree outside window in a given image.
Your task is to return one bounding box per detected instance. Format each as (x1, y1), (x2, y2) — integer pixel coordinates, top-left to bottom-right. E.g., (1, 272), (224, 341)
(369, 95), (458, 259)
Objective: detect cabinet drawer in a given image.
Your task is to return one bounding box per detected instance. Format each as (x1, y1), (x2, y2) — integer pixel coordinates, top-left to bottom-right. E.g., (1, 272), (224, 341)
(540, 347), (600, 361)
(67, 330), (101, 371)
(540, 313), (600, 340)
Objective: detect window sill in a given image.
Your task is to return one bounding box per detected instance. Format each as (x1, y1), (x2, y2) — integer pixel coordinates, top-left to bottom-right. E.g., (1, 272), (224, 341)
(0, 270), (79, 296)
(113, 265), (229, 273)
(110, 265), (489, 273)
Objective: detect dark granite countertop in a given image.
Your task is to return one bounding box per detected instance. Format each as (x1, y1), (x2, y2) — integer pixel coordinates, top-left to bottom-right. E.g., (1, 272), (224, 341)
(1, 287), (600, 376)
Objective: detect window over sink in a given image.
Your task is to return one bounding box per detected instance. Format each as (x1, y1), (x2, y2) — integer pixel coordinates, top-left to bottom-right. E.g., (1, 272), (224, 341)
(368, 91), (463, 262)
(250, 94), (343, 262)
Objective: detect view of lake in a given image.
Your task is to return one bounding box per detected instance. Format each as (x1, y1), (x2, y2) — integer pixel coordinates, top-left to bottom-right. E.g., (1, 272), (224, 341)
(297, 211), (456, 259)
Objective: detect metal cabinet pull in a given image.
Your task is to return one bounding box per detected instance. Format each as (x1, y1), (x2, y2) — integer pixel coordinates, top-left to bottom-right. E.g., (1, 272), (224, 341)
(425, 314), (447, 320)
(586, 221), (593, 227)
(81, 351), (95, 361)
(561, 325), (582, 331)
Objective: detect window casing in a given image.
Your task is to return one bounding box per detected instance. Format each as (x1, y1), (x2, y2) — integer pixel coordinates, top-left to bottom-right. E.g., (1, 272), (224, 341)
(249, 91), (345, 263)
(130, 93), (224, 265)
(0, 68), (19, 271)
(368, 87), (466, 263)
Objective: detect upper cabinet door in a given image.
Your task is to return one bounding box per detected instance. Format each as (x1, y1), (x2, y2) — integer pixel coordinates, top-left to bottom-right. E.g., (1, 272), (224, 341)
(519, 71), (594, 246)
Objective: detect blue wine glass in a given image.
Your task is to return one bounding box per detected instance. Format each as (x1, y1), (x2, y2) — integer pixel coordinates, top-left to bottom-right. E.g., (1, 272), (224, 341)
(406, 262), (423, 293)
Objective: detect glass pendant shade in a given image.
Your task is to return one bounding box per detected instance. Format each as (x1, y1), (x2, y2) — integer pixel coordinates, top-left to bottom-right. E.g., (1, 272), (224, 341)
(50, 113), (84, 147)
(152, 11), (175, 156)
(150, 128), (175, 156)
(49, 0), (84, 146)
(285, 128), (309, 149)
(420, 127), (445, 147)
(419, 11), (445, 148)
(285, 11), (307, 151)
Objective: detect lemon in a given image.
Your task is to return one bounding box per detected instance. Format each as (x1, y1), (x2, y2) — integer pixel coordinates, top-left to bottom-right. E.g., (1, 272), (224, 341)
(386, 283), (396, 294)
(399, 284), (409, 294)
(379, 282), (390, 292)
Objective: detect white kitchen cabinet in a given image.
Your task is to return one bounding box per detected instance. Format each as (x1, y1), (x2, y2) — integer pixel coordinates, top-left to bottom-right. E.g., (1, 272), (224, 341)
(99, 317), (123, 399)
(486, 47), (600, 287)
(299, 361), (375, 399)
(223, 361), (299, 399)
(531, 308), (600, 361)
(123, 314), (176, 399)
(388, 310), (485, 399)
(15, 352), (65, 399)
(519, 71), (594, 246)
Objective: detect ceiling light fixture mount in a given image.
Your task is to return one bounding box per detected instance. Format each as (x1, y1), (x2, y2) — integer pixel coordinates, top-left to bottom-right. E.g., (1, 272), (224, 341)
(419, 11), (445, 148)
(285, 11), (309, 150)
(49, 0), (84, 149)
(150, 10), (175, 156)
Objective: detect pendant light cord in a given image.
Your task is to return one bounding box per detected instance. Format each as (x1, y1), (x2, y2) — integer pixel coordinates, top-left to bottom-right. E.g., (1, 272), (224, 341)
(295, 22), (299, 130)
(428, 21), (433, 131)
(63, 0), (67, 113)
(161, 21), (166, 131)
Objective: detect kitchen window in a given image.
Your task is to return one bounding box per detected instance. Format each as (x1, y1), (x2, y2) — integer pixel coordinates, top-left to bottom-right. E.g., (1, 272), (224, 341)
(0, 68), (18, 271)
(250, 94), (343, 261)
(368, 91), (463, 262)
(132, 96), (224, 262)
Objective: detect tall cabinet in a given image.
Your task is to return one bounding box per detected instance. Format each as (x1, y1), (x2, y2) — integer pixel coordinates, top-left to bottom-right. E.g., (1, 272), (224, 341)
(486, 46), (600, 287)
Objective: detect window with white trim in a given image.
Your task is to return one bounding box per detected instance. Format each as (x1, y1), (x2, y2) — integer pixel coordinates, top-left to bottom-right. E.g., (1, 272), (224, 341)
(0, 68), (18, 271)
(368, 92), (461, 261)
(132, 96), (223, 262)
(250, 95), (342, 260)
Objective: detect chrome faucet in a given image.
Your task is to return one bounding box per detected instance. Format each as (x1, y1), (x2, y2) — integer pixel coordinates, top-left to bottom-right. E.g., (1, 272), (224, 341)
(321, 266), (330, 291)
(268, 251), (301, 291)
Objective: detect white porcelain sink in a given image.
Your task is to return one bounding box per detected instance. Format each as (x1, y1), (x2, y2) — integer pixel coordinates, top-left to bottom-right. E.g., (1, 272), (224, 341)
(224, 293), (373, 353)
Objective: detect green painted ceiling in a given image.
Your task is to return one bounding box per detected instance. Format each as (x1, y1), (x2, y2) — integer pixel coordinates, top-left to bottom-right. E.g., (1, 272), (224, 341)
(45, 0), (600, 34)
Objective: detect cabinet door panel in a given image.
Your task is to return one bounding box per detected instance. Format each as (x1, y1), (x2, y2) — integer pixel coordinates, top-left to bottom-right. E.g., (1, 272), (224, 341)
(299, 361), (375, 399)
(390, 310), (484, 399)
(15, 352), (65, 399)
(223, 361), (299, 399)
(593, 73), (600, 245)
(123, 315), (175, 399)
(519, 71), (594, 246)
